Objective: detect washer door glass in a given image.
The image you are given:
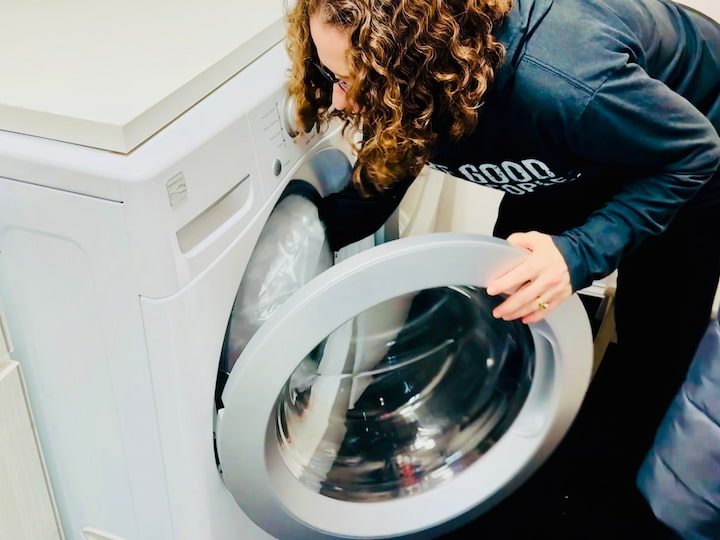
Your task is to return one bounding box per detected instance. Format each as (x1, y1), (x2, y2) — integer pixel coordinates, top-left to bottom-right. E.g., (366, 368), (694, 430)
(216, 234), (592, 540)
(276, 285), (534, 501)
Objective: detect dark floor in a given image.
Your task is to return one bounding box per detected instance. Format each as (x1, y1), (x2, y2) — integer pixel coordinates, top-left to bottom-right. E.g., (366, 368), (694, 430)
(440, 295), (679, 539)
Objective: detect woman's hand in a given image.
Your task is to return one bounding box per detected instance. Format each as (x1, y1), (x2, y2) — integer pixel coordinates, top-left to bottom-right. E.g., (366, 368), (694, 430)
(486, 231), (573, 324)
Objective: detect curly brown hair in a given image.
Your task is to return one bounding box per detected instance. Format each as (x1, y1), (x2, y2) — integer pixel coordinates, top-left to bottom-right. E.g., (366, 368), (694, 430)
(286, 0), (512, 194)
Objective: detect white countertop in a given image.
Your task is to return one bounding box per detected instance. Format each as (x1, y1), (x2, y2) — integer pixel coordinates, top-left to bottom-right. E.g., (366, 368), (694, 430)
(0, 1), (286, 153)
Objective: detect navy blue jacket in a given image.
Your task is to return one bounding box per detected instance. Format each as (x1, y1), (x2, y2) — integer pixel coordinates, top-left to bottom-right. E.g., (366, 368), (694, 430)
(318, 0), (720, 290)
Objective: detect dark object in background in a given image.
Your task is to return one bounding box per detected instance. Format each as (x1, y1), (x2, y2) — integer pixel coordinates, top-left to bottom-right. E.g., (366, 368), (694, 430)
(637, 309), (720, 540)
(442, 294), (678, 539)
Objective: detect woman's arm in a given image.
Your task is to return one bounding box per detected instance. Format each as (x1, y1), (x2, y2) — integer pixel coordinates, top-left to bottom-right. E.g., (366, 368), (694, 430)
(557, 61), (720, 290)
(315, 174), (416, 251)
(489, 61), (720, 322)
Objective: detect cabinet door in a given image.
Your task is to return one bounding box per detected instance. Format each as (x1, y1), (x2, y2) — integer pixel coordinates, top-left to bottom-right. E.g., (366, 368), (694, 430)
(0, 360), (64, 540)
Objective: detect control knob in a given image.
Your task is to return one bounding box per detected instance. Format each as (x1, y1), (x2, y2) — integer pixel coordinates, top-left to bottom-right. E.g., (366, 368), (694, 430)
(281, 93), (308, 138)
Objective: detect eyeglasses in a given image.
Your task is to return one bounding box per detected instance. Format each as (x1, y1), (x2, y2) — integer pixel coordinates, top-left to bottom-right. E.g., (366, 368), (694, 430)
(312, 61), (349, 93)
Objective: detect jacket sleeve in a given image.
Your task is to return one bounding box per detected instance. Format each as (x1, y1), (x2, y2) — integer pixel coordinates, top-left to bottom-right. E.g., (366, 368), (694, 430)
(551, 62), (720, 291)
(315, 174), (416, 252)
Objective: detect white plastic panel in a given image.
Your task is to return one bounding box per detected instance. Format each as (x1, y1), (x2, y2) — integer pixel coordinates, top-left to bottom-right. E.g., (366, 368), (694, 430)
(217, 233), (592, 539)
(0, 177), (172, 540)
(134, 126), (355, 540)
(139, 206), (284, 540)
(248, 93), (323, 198)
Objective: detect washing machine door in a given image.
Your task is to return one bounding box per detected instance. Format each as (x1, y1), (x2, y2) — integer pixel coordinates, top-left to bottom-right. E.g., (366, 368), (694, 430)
(216, 233), (592, 540)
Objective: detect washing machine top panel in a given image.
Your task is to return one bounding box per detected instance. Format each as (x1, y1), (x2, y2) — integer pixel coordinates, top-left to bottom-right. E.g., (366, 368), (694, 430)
(0, 0), (285, 153)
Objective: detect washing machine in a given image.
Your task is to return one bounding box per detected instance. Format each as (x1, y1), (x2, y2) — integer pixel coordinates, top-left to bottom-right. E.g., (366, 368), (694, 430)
(0, 3), (593, 539)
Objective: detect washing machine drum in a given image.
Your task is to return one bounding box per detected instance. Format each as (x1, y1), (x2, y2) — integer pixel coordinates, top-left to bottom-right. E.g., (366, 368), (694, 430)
(276, 284), (535, 499)
(216, 233), (592, 540)
(219, 189), (334, 376)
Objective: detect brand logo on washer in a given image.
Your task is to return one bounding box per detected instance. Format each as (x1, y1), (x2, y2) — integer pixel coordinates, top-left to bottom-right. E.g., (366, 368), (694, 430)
(166, 173), (188, 207)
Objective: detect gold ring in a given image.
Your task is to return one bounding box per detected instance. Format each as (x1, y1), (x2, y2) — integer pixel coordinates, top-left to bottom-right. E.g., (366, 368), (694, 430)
(536, 297), (549, 310)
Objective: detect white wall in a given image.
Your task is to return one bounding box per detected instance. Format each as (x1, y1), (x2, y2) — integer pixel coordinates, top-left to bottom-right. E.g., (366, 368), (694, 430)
(677, 0), (719, 21)
(399, 167), (502, 237)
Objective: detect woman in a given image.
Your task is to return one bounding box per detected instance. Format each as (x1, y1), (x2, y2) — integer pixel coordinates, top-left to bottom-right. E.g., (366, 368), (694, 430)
(286, 0), (720, 522)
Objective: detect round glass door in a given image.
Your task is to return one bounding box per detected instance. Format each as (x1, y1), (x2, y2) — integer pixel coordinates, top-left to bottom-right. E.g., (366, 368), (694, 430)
(216, 233), (592, 540)
(275, 286), (535, 502)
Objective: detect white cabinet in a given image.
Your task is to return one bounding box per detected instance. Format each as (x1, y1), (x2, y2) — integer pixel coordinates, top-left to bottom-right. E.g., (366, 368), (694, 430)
(0, 326), (64, 540)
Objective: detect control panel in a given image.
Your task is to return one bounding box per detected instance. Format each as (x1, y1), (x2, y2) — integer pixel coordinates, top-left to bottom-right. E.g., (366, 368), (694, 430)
(247, 87), (324, 199)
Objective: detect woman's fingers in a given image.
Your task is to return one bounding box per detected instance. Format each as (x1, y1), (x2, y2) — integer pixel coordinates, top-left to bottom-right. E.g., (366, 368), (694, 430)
(486, 231), (572, 323)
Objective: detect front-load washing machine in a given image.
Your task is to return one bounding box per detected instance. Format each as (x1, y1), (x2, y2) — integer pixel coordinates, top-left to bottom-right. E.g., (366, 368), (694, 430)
(0, 4), (593, 540)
